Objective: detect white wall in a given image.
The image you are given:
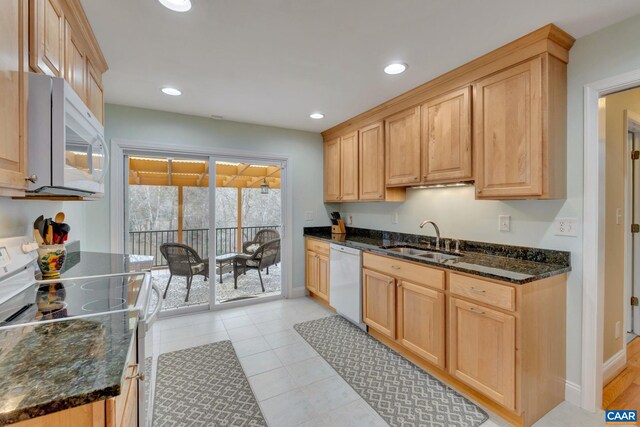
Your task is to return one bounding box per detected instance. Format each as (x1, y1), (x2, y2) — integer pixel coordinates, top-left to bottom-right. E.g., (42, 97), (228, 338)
(85, 104), (328, 290)
(0, 198), (87, 244)
(341, 13), (640, 391)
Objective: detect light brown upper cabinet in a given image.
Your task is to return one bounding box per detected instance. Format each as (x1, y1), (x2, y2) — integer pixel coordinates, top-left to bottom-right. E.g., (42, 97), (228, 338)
(474, 54), (566, 199)
(64, 19), (85, 100)
(421, 86), (472, 184)
(321, 25), (573, 201)
(30, 0), (65, 77)
(359, 122), (385, 200)
(340, 131), (359, 201)
(323, 132), (358, 202)
(0, 0), (29, 197)
(385, 106), (421, 186)
(86, 59), (104, 123)
(324, 137), (342, 202)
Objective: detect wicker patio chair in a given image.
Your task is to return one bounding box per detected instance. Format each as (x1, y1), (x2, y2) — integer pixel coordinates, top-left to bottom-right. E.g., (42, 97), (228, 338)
(159, 243), (209, 302)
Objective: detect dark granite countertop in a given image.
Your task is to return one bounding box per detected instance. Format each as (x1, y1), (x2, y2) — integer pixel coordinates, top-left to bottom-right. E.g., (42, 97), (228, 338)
(35, 251), (154, 281)
(304, 227), (570, 284)
(0, 311), (138, 425)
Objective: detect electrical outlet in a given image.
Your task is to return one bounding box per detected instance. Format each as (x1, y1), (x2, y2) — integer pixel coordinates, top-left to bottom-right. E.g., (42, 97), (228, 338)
(499, 215), (511, 232)
(555, 217), (578, 237)
(615, 321), (621, 339)
(346, 215), (353, 225)
(304, 211), (314, 221)
(392, 212), (399, 224)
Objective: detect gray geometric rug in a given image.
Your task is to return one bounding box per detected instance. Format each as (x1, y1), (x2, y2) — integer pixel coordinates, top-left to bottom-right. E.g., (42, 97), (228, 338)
(153, 341), (266, 426)
(294, 316), (489, 427)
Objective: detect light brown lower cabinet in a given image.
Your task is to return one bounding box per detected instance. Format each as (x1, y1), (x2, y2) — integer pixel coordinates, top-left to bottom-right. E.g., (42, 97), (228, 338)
(361, 251), (567, 427)
(362, 268), (396, 339)
(448, 297), (516, 410)
(305, 238), (330, 302)
(397, 280), (445, 369)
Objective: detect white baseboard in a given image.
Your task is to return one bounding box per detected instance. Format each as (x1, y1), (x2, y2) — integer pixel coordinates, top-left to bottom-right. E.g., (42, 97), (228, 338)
(603, 348), (627, 385)
(289, 287), (307, 298)
(565, 380), (582, 406)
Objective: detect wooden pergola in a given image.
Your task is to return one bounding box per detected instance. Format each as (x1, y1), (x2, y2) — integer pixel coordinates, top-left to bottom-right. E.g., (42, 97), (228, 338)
(128, 157), (281, 252)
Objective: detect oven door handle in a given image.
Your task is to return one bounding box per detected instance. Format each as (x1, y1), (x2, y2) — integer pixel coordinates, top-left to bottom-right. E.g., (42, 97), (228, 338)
(145, 284), (162, 332)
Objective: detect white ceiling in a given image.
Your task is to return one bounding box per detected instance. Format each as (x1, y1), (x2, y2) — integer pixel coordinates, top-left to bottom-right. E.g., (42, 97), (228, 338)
(82, 0), (640, 133)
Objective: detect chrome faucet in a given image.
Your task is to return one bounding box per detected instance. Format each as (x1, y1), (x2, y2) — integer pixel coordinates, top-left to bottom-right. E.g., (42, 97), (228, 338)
(419, 220), (441, 250)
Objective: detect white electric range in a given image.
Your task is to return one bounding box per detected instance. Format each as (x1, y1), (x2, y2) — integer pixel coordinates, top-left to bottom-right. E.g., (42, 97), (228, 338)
(0, 236), (160, 427)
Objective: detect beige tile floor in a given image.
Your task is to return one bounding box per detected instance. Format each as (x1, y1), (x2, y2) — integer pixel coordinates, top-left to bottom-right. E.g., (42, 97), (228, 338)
(146, 296), (606, 427)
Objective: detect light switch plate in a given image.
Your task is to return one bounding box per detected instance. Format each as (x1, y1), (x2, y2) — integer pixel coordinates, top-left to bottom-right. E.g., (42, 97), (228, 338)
(304, 211), (314, 221)
(392, 212), (399, 224)
(499, 215), (511, 232)
(555, 217), (578, 237)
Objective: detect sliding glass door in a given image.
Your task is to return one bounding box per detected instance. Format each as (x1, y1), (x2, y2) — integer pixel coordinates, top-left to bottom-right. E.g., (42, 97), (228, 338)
(210, 159), (284, 306)
(125, 153), (210, 316)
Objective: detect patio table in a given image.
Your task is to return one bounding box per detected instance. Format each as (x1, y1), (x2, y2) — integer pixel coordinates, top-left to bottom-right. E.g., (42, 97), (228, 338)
(215, 253), (238, 284)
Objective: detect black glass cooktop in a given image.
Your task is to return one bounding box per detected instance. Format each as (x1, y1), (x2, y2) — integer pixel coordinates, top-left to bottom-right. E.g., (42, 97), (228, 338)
(1, 274), (146, 327)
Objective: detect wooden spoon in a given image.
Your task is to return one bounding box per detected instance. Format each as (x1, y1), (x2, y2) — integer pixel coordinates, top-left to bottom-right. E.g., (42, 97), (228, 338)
(55, 212), (65, 223)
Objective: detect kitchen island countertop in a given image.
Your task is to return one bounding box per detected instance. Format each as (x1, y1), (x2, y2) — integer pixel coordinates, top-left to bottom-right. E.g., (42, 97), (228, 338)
(0, 311), (137, 425)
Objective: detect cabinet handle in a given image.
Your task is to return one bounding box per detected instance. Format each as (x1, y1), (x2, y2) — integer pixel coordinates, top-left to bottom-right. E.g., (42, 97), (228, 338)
(470, 287), (486, 294)
(25, 175), (38, 184)
(387, 280), (394, 286)
(391, 266), (401, 270)
(125, 364), (145, 381)
(469, 307), (486, 315)
(396, 282), (402, 288)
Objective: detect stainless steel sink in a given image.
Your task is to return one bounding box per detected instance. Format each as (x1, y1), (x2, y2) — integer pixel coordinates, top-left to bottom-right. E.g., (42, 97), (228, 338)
(381, 246), (461, 261)
(383, 247), (430, 256)
(418, 252), (460, 261)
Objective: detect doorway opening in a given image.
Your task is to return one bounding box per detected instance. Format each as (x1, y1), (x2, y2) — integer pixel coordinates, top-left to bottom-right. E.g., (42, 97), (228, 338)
(599, 87), (640, 410)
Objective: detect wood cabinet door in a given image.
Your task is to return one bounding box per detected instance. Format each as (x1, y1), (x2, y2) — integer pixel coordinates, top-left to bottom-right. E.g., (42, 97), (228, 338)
(340, 131), (359, 201)
(305, 250), (318, 293)
(324, 137), (341, 202)
(86, 59), (104, 123)
(317, 253), (330, 301)
(359, 122), (385, 200)
(449, 297), (516, 410)
(64, 20), (86, 100)
(421, 86), (472, 183)
(30, 0), (65, 77)
(397, 281), (445, 368)
(363, 268), (396, 339)
(0, 0), (28, 195)
(474, 57), (543, 198)
(385, 106), (421, 186)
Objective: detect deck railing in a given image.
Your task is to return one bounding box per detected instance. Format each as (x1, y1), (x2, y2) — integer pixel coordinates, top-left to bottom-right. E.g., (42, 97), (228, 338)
(129, 226), (280, 267)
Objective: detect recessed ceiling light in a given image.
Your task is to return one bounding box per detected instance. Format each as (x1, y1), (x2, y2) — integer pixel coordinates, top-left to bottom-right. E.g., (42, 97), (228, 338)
(158, 0), (191, 12)
(161, 87), (182, 96)
(310, 113), (324, 119)
(384, 62), (408, 75)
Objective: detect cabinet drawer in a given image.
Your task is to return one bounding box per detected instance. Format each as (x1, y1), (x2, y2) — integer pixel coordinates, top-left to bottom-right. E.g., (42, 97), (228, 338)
(449, 273), (515, 311)
(306, 238), (330, 256)
(363, 252), (444, 290)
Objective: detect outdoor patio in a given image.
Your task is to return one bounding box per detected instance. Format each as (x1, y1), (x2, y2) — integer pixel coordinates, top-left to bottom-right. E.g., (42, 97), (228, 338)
(151, 264), (281, 309)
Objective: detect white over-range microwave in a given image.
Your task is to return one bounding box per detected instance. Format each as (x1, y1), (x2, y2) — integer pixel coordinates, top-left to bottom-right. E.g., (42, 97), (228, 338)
(27, 73), (108, 198)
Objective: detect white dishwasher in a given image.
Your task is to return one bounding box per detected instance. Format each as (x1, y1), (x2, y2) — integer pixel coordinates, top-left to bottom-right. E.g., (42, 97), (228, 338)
(329, 244), (366, 330)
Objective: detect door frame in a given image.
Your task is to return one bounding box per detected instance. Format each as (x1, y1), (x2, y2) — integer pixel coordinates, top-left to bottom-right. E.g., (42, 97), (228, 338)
(625, 110), (640, 335)
(109, 139), (294, 310)
(582, 69), (640, 411)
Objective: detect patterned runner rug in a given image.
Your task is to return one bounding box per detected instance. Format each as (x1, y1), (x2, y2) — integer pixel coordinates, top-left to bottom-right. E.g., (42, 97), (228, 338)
(153, 341), (266, 426)
(294, 316), (489, 427)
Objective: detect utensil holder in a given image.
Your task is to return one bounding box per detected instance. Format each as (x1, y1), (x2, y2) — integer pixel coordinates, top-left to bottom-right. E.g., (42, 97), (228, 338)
(37, 245), (66, 278)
